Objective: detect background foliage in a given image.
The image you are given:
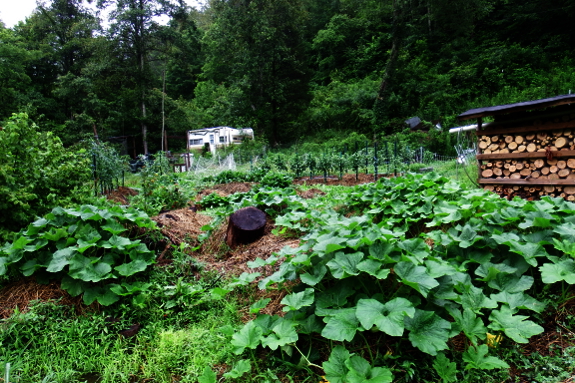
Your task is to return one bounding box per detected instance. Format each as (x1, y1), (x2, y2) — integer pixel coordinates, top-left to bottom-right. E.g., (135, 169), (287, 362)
(1, 0), (574, 153)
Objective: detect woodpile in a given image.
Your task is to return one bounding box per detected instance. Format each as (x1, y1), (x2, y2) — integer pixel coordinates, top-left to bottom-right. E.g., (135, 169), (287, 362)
(477, 119), (575, 201)
(477, 129), (575, 155)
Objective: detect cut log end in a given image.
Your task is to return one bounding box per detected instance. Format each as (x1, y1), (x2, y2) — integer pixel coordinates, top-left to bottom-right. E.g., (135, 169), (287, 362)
(225, 206), (267, 248)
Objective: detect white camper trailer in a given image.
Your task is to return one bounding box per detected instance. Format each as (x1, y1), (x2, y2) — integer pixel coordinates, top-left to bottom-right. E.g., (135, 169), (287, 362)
(186, 127), (254, 154)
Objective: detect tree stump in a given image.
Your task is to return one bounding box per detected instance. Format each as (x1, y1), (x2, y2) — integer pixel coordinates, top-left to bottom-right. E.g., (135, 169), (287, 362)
(225, 207), (266, 248)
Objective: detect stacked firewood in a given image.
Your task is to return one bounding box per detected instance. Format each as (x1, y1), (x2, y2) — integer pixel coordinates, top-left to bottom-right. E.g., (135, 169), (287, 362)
(483, 184), (575, 201)
(478, 127), (575, 201)
(480, 157), (575, 181)
(478, 130), (575, 155)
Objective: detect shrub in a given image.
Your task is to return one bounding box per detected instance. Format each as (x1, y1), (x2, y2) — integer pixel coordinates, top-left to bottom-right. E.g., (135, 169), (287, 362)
(259, 173), (293, 188)
(0, 113), (91, 239)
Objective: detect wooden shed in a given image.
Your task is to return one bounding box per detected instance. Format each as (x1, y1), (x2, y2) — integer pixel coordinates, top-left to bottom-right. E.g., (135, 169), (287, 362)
(458, 94), (575, 200)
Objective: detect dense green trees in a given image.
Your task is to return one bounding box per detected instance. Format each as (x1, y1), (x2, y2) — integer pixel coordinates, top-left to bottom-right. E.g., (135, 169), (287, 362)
(0, 28), (36, 119)
(201, 0), (311, 143)
(13, 0), (98, 132)
(1, 0), (574, 151)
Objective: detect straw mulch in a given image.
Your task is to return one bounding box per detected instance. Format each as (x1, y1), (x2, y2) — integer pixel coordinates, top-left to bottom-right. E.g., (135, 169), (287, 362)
(0, 278), (90, 319)
(152, 208), (212, 247)
(197, 215), (299, 277)
(105, 186), (138, 205)
(293, 172), (388, 186)
(195, 214), (300, 321)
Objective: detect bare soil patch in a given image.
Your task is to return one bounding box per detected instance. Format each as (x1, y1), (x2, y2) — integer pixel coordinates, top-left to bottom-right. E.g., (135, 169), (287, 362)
(195, 182), (254, 202)
(297, 188), (325, 199)
(105, 186), (138, 205)
(293, 172), (388, 186)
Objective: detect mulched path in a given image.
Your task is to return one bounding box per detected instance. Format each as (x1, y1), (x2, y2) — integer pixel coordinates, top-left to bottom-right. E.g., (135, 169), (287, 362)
(0, 278), (88, 319)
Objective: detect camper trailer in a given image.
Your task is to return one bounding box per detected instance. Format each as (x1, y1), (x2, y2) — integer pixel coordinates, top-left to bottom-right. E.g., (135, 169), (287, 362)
(187, 127), (254, 154)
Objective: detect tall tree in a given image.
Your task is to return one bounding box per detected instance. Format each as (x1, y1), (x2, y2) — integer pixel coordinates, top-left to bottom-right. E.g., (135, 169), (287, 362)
(12, 0), (98, 133)
(202, 0), (310, 144)
(100, 0), (184, 154)
(164, 9), (203, 100)
(0, 27), (37, 120)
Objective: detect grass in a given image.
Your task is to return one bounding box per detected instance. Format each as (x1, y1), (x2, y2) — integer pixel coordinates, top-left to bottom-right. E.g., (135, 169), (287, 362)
(0, 259), (241, 383)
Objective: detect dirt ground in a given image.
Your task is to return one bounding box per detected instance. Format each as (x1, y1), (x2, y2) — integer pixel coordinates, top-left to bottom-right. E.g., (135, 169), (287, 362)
(293, 172), (389, 186)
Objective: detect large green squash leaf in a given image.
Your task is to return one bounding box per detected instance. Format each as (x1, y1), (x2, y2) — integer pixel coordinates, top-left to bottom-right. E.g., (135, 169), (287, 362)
(323, 346), (351, 383)
(355, 298), (414, 336)
(463, 344), (509, 370)
(395, 261), (439, 297)
(540, 257), (575, 284)
(281, 288), (314, 311)
(322, 308), (359, 342)
(345, 355), (393, 383)
(488, 305), (543, 343)
(231, 321), (264, 354)
(404, 309), (451, 355)
(69, 254), (112, 282)
(433, 353), (457, 383)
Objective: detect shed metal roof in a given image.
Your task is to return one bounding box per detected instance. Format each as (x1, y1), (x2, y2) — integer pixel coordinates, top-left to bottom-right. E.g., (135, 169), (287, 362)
(458, 94), (575, 121)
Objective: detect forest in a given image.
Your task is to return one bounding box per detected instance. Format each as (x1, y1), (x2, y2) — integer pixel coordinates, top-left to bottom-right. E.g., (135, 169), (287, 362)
(1, 0), (575, 153)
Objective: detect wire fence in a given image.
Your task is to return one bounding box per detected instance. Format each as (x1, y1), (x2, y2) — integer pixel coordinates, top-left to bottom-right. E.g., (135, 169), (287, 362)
(125, 136), (482, 188)
(166, 141), (468, 185)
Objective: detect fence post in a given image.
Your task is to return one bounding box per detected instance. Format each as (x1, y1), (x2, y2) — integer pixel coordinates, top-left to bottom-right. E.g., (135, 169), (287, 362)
(323, 152), (328, 184)
(92, 153), (98, 197)
(339, 151), (343, 180)
(394, 139), (398, 177)
(355, 142), (359, 180)
(374, 142), (378, 182)
(365, 141), (369, 173)
(384, 141), (389, 175)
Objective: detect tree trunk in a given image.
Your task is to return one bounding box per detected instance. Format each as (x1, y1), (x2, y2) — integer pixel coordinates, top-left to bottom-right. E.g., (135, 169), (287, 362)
(225, 207), (267, 248)
(141, 96), (148, 155)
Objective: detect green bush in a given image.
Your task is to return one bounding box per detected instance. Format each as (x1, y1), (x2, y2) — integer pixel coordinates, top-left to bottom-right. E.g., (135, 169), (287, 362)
(90, 140), (127, 194)
(0, 113), (92, 239)
(259, 173), (293, 188)
(199, 192), (230, 209)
